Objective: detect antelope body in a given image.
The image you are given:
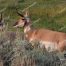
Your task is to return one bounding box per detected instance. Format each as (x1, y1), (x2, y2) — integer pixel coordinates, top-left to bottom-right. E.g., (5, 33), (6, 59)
(24, 28), (66, 52)
(13, 10), (66, 52)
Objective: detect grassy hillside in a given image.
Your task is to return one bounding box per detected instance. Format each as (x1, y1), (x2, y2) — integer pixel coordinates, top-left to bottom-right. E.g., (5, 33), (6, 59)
(0, 0), (66, 32)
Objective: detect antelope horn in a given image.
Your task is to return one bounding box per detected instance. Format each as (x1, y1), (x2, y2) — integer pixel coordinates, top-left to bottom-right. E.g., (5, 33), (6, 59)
(16, 8), (24, 17)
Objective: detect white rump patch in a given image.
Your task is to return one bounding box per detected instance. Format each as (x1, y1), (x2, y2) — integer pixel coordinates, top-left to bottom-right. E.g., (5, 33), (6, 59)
(40, 41), (58, 52)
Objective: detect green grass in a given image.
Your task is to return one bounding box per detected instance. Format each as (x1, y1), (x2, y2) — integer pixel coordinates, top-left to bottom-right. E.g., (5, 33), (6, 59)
(0, 0), (66, 32)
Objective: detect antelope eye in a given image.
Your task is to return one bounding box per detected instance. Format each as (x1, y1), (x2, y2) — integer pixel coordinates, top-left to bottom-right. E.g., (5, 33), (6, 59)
(22, 19), (25, 20)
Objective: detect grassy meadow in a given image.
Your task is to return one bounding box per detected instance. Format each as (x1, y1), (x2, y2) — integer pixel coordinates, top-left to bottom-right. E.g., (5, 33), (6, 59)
(0, 0), (66, 66)
(0, 0), (66, 31)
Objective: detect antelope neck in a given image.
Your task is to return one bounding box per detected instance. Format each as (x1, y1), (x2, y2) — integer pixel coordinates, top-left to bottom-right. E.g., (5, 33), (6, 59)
(24, 25), (31, 33)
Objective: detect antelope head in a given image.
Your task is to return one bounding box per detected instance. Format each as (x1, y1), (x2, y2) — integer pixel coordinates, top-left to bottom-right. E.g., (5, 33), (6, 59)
(13, 10), (31, 33)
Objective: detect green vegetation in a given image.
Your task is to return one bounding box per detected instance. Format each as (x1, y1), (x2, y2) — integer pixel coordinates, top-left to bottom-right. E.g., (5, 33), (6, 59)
(0, 0), (66, 32)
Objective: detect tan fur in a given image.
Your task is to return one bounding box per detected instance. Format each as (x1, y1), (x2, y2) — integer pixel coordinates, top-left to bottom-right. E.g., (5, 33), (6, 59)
(25, 28), (66, 52)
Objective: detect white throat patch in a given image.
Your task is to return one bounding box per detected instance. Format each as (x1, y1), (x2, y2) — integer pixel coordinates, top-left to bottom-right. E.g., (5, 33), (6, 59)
(24, 26), (31, 33)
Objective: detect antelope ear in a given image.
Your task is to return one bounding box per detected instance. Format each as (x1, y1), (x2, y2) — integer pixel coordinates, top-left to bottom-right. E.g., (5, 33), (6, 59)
(17, 11), (24, 17)
(24, 10), (31, 24)
(24, 10), (29, 17)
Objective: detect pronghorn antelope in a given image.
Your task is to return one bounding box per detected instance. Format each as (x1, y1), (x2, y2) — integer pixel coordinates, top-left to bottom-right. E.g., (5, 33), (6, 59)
(13, 11), (66, 52)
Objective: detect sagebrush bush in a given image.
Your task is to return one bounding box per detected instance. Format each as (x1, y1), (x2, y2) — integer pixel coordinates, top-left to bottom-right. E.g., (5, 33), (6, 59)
(0, 30), (66, 66)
